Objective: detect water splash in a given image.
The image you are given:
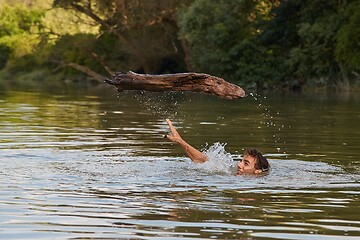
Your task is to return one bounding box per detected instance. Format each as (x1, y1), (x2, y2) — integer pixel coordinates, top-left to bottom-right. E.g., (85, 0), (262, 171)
(197, 142), (237, 175)
(249, 92), (290, 153)
(132, 91), (185, 119)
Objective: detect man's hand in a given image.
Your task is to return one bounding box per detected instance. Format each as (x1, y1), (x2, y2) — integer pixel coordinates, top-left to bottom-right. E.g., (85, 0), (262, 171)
(164, 119), (208, 163)
(165, 119), (183, 144)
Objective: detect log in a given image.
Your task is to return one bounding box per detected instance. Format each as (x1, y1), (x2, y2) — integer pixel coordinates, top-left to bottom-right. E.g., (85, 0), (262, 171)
(105, 71), (245, 99)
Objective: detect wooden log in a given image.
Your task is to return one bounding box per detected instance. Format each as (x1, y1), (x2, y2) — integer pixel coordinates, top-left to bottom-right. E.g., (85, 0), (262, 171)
(105, 71), (245, 99)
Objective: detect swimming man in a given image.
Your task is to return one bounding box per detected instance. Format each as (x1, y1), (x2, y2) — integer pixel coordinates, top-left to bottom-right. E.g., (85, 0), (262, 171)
(164, 119), (269, 175)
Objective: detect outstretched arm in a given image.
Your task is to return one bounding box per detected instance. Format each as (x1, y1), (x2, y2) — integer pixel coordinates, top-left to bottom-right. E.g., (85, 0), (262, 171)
(164, 119), (208, 163)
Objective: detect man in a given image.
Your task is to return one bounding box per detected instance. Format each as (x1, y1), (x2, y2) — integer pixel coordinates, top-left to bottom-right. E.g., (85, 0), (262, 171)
(164, 119), (269, 175)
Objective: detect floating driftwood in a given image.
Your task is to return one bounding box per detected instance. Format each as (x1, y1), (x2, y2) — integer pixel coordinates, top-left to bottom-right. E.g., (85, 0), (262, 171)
(105, 71), (245, 100)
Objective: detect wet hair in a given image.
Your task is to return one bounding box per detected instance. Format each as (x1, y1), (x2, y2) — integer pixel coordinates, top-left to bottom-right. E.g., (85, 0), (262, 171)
(243, 148), (269, 172)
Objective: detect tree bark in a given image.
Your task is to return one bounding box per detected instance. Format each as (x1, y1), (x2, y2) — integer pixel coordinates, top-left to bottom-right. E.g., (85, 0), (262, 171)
(105, 71), (245, 99)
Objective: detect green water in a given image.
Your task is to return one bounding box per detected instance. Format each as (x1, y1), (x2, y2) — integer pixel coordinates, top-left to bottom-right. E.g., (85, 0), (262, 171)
(0, 83), (359, 239)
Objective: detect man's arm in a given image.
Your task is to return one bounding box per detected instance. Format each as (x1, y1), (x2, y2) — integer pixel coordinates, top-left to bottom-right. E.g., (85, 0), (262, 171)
(165, 119), (208, 163)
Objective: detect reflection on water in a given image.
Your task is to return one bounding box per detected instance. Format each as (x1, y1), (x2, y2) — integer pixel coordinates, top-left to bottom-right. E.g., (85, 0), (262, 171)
(0, 85), (359, 239)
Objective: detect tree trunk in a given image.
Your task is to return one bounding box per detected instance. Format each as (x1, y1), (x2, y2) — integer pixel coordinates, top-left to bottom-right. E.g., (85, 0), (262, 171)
(105, 71), (245, 100)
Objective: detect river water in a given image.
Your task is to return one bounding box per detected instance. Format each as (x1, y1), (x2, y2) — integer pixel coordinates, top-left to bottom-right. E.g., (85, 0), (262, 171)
(0, 83), (359, 239)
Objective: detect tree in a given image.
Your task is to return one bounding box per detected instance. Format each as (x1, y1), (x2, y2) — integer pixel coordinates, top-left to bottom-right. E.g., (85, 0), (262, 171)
(53, 0), (188, 74)
(336, 1), (360, 79)
(0, 3), (45, 72)
(178, 0), (285, 88)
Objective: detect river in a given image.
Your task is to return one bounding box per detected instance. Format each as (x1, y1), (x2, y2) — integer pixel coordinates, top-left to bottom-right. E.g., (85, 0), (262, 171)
(0, 83), (359, 239)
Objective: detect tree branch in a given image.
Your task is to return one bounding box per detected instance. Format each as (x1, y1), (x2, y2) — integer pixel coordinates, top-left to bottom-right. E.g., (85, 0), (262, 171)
(66, 63), (106, 82)
(105, 71), (245, 99)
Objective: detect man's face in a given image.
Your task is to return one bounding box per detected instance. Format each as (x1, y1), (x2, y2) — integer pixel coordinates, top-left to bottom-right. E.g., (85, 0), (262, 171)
(237, 155), (261, 175)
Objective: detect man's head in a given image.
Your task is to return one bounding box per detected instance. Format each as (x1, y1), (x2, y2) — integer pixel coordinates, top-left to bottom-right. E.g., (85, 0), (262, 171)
(237, 148), (269, 175)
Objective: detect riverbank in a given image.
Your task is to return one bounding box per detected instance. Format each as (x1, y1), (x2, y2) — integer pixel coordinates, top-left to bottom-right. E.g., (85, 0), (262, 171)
(1, 69), (359, 96)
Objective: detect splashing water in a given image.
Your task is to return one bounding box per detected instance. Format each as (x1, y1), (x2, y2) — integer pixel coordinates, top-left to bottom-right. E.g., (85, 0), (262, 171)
(196, 142), (237, 175)
(249, 92), (290, 153)
(132, 91), (185, 119)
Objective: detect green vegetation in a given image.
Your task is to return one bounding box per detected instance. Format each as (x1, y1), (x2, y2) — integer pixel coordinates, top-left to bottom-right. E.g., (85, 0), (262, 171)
(0, 0), (359, 91)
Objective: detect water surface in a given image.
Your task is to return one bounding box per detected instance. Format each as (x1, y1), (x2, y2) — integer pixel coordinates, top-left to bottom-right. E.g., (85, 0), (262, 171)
(0, 84), (359, 239)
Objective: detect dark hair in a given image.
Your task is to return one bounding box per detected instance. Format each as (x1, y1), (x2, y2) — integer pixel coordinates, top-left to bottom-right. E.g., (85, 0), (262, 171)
(243, 148), (269, 172)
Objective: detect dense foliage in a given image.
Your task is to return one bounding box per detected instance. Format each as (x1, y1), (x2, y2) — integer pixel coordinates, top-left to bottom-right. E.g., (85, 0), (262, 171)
(0, 0), (359, 90)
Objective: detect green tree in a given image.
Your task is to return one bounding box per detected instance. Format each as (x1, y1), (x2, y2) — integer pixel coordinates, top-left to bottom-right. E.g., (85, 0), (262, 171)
(53, 0), (188, 74)
(179, 0), (360, 90)
(335, 1), (360, 78)
(286, 0), (344, 88)
(268, 0), (360, 90)
(0, 4), (45, 70)
(178, 0), (285, 88)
